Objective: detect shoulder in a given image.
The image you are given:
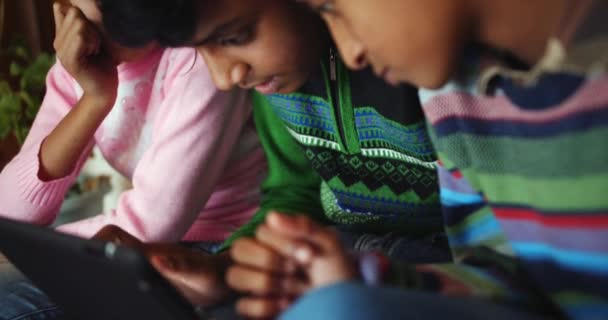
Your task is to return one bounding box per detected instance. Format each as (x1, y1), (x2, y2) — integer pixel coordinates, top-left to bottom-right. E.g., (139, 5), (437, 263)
(155, 47), (217, 93)
(160, 47), (208, 77)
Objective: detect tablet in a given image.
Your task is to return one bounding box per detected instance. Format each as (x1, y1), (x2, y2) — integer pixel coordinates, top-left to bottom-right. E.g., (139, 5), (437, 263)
(0, 217), (201, 320)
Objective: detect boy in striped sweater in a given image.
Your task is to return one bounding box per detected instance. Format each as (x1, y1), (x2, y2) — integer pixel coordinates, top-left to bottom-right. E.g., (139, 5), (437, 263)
(227, 0), (607, 319)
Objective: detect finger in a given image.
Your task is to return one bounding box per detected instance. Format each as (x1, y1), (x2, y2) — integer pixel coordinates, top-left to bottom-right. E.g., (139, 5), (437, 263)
(231, 238), (296, 274)
(53, 4), (71, 51)
(113, 231), (141, 247)
(226, 266), (307, 296)
(256, 224), (315, 266)
(69, 7), (102, 56)
(66, 10), (98, 56)
(149, 254), (210, 290)
(148, 248), (201, 275)
(149, 254), (230, 307)
(81, 25), (101, 57)
(55, 8), (84, 60)
(236, 296), (290, 319)
(92, 225), (142, 248)
(52, 2), (66, 37)
(267, 213), (343, 253)
(56, 5), (80, 48)
(63, 22), (97, 67)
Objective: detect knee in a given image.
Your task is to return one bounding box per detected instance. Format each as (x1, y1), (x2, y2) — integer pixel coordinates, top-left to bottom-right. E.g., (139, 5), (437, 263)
(280, 282), (378, 320)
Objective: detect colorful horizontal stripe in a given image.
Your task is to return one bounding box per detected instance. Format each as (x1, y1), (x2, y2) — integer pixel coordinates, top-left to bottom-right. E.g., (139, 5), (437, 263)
(433, 106), (608, 138)
(422, 76), (608, 125)
(433, 130), (608, 177)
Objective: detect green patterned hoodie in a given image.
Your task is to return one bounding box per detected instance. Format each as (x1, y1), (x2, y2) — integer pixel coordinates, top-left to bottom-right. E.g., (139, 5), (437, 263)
(222, 49), (442, 249)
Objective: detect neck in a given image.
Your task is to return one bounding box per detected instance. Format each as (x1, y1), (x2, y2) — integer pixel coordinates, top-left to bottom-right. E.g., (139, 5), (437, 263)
(473, 0), (573, 65)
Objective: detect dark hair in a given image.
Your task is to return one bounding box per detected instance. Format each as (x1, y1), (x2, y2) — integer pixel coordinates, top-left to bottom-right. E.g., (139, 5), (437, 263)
(98, 0), (199, 48)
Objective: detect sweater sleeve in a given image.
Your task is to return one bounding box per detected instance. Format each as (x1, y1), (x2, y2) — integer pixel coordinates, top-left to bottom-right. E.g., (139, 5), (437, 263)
(0, 62), (92, 225)
(368, 164), (559, 315)
(219, 92), (325, 251)
(57, 50), (253, 241)
(380, 249), (558, 315)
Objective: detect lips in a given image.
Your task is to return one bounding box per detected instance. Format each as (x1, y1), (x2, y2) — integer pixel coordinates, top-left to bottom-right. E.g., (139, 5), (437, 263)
(380, 67), (400, 87)
(243, 76), (281, 95)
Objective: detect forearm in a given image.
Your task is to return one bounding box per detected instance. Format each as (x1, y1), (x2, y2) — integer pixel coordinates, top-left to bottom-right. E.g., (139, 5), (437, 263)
(40, 94), (111, 179)
(365, 250), (549, 313)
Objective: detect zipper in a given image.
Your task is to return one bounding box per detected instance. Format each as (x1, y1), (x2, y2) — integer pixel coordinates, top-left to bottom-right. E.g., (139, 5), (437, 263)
(329, 47), (348, 152)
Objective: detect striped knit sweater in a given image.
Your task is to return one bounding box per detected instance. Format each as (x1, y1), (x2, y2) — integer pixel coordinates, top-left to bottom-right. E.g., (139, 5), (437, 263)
(385, 5), (608, 320)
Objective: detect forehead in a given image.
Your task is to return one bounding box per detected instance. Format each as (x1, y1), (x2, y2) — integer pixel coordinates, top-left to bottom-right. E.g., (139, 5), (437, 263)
(191, 0), (265, 42)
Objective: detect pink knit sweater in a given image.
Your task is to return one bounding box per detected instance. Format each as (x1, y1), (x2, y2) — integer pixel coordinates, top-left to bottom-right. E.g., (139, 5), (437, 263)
(0, 47), (266, 242)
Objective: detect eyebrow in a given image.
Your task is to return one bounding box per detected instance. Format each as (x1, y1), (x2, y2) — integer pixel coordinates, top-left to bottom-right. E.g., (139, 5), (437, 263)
(295, 0), (314, 7)
(190, 17), (242, 46)
(295, 0), (326, 13)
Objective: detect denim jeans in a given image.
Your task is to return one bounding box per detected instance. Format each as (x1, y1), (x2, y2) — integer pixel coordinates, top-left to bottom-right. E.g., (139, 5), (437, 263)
(0, 263), (63, 320)
(280, 282), (550, 320)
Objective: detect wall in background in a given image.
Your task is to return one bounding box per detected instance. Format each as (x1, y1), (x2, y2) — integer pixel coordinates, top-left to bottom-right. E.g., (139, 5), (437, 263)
(1, 0), (55, 55)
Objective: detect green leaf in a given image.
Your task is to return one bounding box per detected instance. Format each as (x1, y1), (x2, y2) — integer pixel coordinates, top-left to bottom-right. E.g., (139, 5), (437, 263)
(0, 94), (21, 114)
(19, 91), (34, 108)
(14, 46), (29, 61)
(25, 97), (42, 120)
(0, 81), (12, 96)
(14, 126), (28, 145)
(20, 54), (54, 93)
(9, 62), (22, 77)
(20, 76), (28, 92)
(0, 42), (54, 146)
(0, 116), (11, 139)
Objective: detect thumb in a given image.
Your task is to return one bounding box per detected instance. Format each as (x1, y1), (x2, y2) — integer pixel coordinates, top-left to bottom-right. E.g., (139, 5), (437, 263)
(266, 212), (342, 254)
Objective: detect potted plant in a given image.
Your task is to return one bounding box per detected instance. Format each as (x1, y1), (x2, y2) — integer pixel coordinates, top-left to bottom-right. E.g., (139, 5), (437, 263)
(0, 41), (54, 169)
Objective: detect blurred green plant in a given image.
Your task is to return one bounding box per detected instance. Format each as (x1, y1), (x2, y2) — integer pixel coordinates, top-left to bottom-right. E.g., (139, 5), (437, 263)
(0, 41), (54, 145)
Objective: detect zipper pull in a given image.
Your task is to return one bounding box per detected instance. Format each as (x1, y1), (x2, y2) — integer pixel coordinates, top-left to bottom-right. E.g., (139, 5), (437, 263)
(329, 48), (337, 81)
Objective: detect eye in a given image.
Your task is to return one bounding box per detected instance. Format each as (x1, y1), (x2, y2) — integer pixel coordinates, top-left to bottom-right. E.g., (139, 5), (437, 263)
(216, 29), (252, 46)
(316, 1), (336, 14)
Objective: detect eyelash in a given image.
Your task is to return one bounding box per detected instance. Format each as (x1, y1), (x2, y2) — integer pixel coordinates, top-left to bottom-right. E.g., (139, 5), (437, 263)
(317, 1), (336, 14)
(216, 29), (252, 46)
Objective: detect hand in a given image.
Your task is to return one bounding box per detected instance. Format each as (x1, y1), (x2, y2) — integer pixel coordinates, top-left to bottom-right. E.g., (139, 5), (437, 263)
(92, 226), (232, 307)
(228, 213), (358, 318)
(0, 252), (9, 264)
(53, 2), (118, 106)
(148, 246), (233, 307)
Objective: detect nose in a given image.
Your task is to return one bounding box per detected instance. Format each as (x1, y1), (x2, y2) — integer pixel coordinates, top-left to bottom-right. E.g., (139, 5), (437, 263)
(328, 19), (368, 70)
(198, 48), (249, 91)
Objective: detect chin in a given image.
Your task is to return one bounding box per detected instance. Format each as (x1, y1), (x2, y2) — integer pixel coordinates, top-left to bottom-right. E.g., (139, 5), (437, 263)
(413, 69), (454, 90)
(278, 79), (305, 94)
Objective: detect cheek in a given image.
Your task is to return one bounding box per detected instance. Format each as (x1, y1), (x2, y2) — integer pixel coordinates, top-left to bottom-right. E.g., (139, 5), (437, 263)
(252, 26), (311, 76)
(346, 2), (464, 88)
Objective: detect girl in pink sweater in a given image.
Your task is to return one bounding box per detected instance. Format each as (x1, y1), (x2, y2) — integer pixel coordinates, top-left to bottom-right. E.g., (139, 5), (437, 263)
(0, 0), (265, 243)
